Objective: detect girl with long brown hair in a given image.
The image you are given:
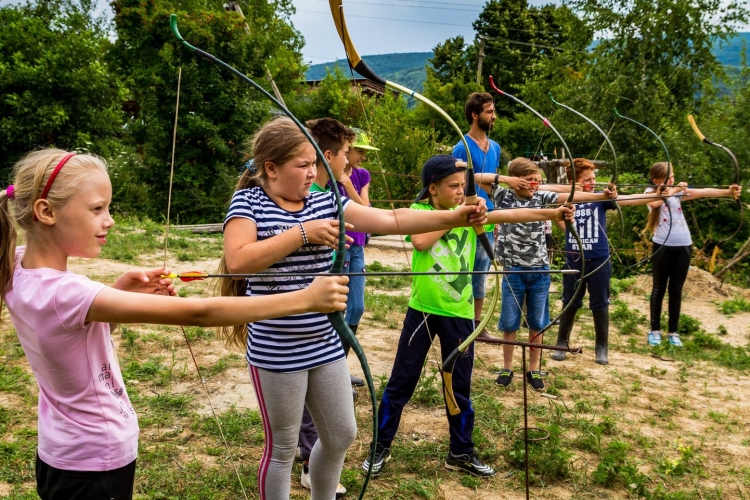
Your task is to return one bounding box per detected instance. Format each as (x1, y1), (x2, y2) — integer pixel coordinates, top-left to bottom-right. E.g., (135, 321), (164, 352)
(644, 161), (741, 346)
(219, 117), (491, 500)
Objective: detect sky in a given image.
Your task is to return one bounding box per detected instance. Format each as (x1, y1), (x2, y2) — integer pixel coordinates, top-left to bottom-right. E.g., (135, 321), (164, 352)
(289, 0), (527, 63)
(1, 0), (748, 64)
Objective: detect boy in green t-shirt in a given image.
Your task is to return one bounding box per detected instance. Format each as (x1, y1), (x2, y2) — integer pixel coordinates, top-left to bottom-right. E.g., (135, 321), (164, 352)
(363, 155), (573, 478)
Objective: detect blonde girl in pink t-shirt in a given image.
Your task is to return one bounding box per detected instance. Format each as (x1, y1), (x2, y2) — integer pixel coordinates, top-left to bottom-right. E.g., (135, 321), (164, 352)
(0, 149), (350, 500)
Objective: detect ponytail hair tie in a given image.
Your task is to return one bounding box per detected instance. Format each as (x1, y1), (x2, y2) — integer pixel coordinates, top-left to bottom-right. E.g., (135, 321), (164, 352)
(4, 185), (14, 200)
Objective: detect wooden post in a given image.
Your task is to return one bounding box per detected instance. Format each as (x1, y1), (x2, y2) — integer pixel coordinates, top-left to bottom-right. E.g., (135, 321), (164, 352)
(476, 37), (485, 85)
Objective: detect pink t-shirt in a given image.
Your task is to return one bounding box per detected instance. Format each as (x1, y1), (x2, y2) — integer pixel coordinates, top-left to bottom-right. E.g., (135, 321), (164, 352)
(5, 248), (138, 471)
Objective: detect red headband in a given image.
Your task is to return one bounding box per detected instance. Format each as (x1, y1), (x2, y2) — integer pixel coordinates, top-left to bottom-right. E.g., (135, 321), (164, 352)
(34, 152), (76, 222)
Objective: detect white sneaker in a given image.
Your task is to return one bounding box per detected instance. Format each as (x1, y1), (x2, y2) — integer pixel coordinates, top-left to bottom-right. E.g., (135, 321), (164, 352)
(647, 330), (662, 346)
(668, 333), (683, 347)
(301, 464), (347, 498)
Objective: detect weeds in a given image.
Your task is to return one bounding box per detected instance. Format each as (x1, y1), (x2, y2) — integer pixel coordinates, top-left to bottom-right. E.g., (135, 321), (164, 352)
(412, 365), (444, 406)
(718, 296), (750, 316)
(366, 261), (411, 289)
(611, 277), (637, 298)
(611, 300), (647, 335)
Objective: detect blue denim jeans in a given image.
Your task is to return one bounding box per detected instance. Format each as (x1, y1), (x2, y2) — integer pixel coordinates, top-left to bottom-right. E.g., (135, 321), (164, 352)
(343, 244), (366, 325)
(499, 266), (550, 332)
(472, 230), (494, 300)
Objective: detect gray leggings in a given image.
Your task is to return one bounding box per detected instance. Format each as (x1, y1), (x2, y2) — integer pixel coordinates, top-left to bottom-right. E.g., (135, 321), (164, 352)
(248, 359), (357, 500)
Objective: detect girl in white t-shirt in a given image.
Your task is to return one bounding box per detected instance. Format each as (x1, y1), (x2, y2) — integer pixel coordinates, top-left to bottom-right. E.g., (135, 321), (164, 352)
(0, 148), (351, 500)
(644, 161), (741, 347)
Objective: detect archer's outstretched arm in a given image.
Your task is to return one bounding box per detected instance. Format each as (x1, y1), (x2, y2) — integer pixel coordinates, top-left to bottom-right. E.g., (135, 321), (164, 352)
(487, 205), (574, 224)
(344, 200), (487, 234)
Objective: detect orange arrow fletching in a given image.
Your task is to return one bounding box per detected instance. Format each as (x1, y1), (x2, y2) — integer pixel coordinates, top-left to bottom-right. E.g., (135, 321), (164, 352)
(176, 271), (208, 282)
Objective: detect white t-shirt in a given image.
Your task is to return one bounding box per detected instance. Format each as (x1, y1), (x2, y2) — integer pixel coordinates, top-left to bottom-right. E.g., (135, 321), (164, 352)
(645, 188), (692, 246)
(5, 248), (138, 471)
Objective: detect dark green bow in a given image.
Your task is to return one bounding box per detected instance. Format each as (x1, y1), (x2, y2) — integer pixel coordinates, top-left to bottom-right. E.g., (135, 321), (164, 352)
(169, 14), (377, 499)
(488, 76), (586, 342)
(550, 94), (625, 281)
(687, 115), (743, 256)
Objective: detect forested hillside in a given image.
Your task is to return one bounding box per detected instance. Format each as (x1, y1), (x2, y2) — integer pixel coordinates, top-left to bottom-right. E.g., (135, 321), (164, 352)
(305, 51), (432, 90)
(306, 33), (749, 92)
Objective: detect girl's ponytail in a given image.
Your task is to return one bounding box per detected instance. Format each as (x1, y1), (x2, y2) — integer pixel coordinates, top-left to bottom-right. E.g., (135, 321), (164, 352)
(0, 187), (17, 312)
(214, 118), (311, 350)
(213, 256), (248, 350)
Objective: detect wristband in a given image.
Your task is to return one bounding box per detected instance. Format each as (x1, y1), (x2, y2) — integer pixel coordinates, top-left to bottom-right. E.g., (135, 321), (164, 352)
(298, 222), (309, 246)
(494, 174), (500, 185)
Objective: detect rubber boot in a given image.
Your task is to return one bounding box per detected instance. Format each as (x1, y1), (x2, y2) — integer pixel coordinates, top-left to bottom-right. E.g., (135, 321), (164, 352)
(593, 308), (609, 365)
(550, 306), (578, 361)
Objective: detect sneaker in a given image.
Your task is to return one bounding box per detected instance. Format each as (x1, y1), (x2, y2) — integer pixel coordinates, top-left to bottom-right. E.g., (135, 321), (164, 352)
(647, 330), (662, 346)
(361, 442), (391, 478)
(526, 371), (545, 391)
(445, 451), (496, 477)
(495, 369), (514, 387)
(301, 463), (347, 497)
(667, 333), (683, 347)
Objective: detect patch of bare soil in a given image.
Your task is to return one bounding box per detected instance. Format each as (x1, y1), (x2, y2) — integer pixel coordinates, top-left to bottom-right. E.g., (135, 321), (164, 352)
(3, 249), (749, 499)
(623, 266), (750, 346)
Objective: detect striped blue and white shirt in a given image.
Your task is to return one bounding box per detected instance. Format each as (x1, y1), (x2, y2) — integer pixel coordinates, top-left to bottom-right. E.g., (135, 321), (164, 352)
(224, 187), (352, 372)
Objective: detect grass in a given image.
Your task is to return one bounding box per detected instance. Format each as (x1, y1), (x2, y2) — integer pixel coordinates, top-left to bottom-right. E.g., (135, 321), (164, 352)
(2, 220), (750, 499)
(717, 295), (750, 316)
(100, 216), (224, 263)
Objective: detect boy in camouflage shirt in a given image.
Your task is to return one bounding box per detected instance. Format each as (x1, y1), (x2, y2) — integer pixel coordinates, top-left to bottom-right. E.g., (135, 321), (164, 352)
(476, 158), (615, 391)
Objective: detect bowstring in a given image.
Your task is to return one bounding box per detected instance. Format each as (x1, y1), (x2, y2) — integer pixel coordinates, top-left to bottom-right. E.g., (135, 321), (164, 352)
(166, 46), (249, 500)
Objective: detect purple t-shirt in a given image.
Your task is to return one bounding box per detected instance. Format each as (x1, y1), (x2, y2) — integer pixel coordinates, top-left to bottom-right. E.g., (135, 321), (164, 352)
(332, 167), (371, 246)
(5, 248), (139, 471)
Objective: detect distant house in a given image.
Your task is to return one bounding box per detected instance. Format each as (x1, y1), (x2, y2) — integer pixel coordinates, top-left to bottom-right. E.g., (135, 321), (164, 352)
(304, 77), (396, 98)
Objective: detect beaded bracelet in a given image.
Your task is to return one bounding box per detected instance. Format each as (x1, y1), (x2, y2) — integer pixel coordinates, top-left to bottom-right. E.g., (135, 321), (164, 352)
(298, 222), (309, 246)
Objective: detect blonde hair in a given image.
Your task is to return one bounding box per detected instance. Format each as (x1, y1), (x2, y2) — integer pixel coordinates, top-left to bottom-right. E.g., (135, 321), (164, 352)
(644, 162), (671, 235)
(508, 157), (539, 178)
(0, 149), (107, 310)
(215, 117), (313, 350)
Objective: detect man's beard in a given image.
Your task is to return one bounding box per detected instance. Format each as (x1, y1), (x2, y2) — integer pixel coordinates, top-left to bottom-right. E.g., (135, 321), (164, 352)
(478, 116), (494, 132)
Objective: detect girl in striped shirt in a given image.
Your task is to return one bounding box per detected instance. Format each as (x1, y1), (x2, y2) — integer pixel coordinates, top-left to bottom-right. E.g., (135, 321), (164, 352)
(218, 117), (487, 500)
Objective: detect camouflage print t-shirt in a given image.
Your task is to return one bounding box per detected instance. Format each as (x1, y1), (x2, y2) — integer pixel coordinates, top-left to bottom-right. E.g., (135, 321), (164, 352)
(491, 186), (559, 267)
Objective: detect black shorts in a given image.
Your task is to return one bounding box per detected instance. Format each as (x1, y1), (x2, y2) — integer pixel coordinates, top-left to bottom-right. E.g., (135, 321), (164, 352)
(36, 454), (136, 500)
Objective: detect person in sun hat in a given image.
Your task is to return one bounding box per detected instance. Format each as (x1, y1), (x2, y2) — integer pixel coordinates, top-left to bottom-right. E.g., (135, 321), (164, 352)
(327, 126), (377, 385)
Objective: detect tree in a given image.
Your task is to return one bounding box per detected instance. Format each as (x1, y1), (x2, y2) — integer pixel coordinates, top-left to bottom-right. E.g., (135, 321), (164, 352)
(0, 0), (126, 176)
(420, 0), (591, 147)
(285, 67), (364, 125)
(474, 0), (590, 114)
(108, 0), (306, 222)
(566, 0), (748, 171)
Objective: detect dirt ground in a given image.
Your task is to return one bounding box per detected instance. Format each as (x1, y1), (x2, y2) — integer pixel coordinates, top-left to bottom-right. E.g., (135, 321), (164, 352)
(3, 245), (750, 498)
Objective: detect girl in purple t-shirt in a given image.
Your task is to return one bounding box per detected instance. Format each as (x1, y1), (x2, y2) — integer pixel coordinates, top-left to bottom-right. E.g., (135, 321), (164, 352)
(0, 149), (349, 500)
(330, 129), (374, 386)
